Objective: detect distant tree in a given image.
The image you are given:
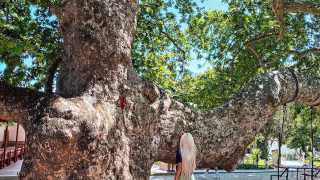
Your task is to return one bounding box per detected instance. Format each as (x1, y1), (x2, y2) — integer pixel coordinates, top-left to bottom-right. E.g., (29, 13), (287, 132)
(257, 136), (270, 168)
(285, 104), (320, 158)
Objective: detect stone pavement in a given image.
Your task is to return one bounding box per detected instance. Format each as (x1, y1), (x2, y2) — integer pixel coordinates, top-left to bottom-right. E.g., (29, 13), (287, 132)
(281, 159), (305, 168)
(0, 159), (308, 179)
(0, 159), (22, 180)
(151, 164), (280, 179)
(150, 172), (275, 180)
(150, 159), (311, 180)
(150, 170), (278, 180)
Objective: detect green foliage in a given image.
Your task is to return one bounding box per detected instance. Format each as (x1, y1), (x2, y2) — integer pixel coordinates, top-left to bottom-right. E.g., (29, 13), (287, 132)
(237, 163), (260, 169)
(252, 149), (260, 165)
(0, 122), (16, 127)
(0, 0), (61, 90)
(133, 0), (203, 91)
(1, 0), (319, 97)
(315, 161), (320, 167)
(170, 69), (244, 110)
(284, 104), (320, 155)
(237, 162), (273, 169)
(133, 0), (320, 112)
(257, 139), (269, 161)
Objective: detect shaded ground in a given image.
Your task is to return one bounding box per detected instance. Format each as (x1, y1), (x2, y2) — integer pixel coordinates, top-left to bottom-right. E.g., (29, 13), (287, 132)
(149, 160), (319, 180)
(150, 171), (320, 180)
(0, 159), (22, 180)
(0, 159), (316, 179)
(150, 171), (276, 180)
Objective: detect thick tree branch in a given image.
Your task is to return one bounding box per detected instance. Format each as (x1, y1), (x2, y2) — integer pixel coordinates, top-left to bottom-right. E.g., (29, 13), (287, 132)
(290, 47), (320, 59)
(270, 0), (286, 39)
(243, 33), (278, 73)
(270, 47), (320, 65)
(285, 0), (320, 15)
(246, 45), (267, 73)
(270, 54), (283, 66)
(45, 57), (62, 94)
(242, 34), (318, 71)
(244, 33), (278, 46)
(151, 68), (320, 172)
(0, 81), (56, 125)
(306, 59), (320, 71)
(270, 0), (320, 39)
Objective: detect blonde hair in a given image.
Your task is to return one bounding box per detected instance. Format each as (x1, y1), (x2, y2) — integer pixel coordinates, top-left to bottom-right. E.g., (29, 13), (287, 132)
(180, 133), (197, 180)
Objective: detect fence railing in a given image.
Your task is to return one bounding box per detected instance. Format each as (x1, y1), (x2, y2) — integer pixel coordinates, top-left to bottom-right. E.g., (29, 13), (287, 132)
(270, 167), (320, 180)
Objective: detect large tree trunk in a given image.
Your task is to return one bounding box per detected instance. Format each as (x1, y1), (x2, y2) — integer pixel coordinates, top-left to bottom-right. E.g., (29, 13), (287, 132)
(0, 0), (320, 179)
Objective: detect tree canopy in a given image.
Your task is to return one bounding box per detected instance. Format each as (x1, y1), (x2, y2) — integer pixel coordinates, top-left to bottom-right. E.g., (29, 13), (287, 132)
(2, 0), (319, 106)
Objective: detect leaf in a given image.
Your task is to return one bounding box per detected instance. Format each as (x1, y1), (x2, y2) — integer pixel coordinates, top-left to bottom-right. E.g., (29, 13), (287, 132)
(1, 40), (16, 48)
(0, 24), (16, 30)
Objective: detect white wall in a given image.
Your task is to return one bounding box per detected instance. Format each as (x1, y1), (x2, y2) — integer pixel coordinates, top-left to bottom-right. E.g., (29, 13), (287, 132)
(269, 141), (299, 155)
(0, 126), (5, 141)
(0, 124), (25, 142)
(8, 124), (25, 141)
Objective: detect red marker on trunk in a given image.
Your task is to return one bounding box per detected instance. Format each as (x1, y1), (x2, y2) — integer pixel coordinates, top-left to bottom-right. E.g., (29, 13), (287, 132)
(120, 96), (126, 109)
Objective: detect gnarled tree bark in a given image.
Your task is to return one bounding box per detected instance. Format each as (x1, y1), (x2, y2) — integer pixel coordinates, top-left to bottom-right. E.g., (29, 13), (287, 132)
(0, 0), (319, 179)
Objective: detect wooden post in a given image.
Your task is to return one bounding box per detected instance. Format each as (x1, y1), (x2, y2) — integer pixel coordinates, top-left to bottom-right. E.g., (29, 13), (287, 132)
(14, 124), (19, 162)
(311, 107), (314, 180)
(24, 136), (26, 156)
(3, 121), (8, 167)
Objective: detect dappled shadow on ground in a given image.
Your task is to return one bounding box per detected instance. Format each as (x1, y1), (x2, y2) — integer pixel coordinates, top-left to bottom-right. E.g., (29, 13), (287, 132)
(150, 172), (276, 180)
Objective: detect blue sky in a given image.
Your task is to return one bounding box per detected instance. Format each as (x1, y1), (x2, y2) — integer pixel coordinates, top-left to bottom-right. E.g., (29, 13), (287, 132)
(202, 0), (228, 11)
(0, 0), (228, 76)
(0, 61), (5, 72)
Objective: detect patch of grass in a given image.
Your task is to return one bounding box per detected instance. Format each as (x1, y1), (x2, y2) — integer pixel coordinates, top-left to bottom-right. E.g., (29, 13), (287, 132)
(239, 159), (274, 169)
(314, 161), (320, 167)
(237, 163), (273, 169)
(245, 159), (272, 167)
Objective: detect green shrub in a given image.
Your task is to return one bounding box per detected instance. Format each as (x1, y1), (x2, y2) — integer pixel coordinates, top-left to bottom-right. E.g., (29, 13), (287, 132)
(252, 149), (261, 165)
(237, 163), (273, 169)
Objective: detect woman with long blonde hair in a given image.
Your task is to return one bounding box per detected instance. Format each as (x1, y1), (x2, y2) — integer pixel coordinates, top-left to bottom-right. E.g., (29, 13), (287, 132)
(174, 133), (197, 180)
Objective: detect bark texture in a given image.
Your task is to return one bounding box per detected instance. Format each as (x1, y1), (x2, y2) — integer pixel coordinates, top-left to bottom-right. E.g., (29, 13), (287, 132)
(0, 0), (319, 179)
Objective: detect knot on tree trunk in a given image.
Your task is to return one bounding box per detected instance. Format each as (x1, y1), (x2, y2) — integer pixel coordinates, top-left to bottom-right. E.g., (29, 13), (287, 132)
(141, 81), (161, 103)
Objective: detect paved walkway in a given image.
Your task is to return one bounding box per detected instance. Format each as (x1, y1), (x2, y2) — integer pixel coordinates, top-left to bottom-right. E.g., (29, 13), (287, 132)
(0, 159), (309, 179)
(150, 171), (277, 180)
(150, 159), (320, 180)
(0, 160), (22, 180)
(0, 160), (22, 176)
(281, 159), (305, 168)
(150, 164), (279, 180)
